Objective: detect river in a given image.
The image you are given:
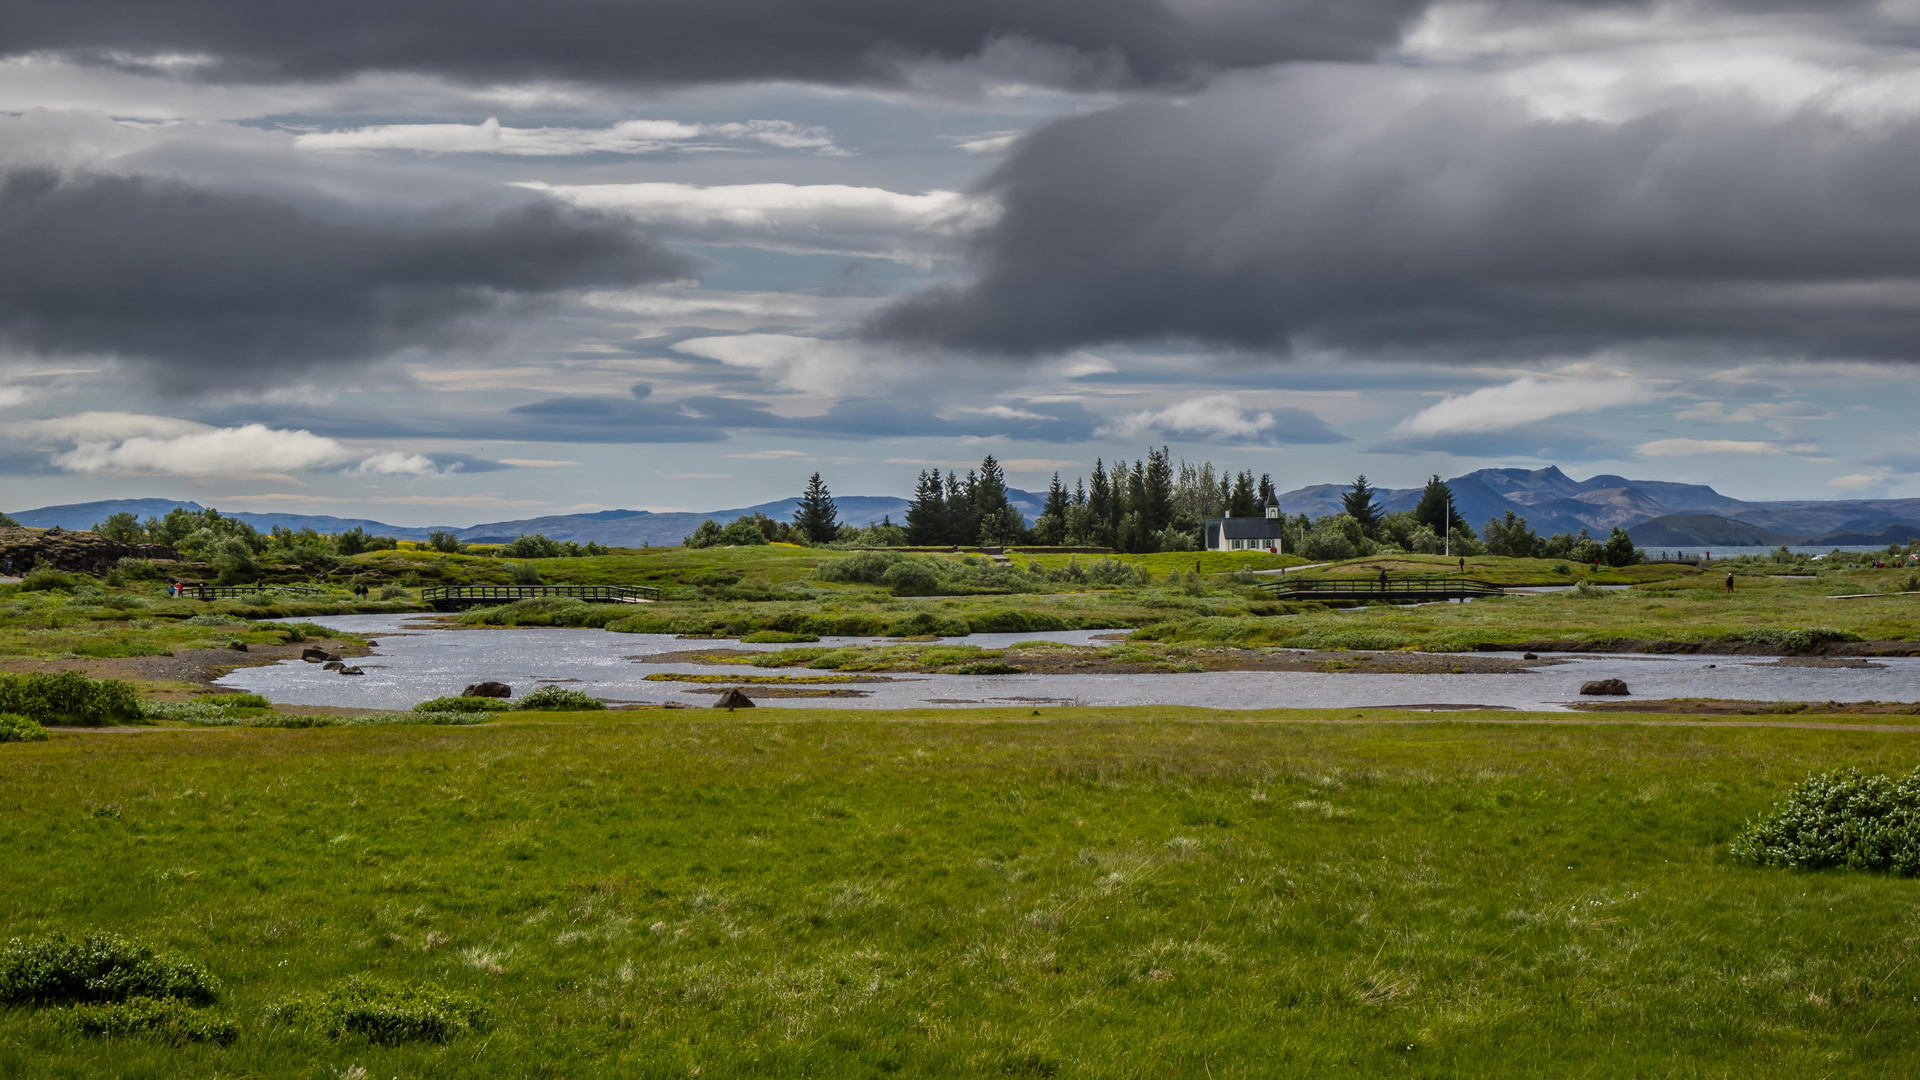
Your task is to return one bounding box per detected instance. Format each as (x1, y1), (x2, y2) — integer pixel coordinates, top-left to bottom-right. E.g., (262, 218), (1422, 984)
(215, 615), (1920, 713)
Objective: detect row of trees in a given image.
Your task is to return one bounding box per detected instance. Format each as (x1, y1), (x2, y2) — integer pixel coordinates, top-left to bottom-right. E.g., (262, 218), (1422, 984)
(677, 455), (1646, 564)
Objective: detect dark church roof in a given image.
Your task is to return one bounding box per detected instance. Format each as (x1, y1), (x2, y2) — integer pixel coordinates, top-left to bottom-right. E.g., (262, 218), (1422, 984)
(1204, 516), (1286, 547)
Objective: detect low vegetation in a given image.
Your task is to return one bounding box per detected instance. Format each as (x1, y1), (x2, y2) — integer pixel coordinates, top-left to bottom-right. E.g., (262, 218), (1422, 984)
(3, 714), (1919, 1075)
(267, 977), (490, 1045)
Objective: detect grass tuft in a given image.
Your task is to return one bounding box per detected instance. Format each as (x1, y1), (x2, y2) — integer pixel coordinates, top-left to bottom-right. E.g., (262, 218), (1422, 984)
(67, 997), (237, 1046)
(268, 976), (489, 1045)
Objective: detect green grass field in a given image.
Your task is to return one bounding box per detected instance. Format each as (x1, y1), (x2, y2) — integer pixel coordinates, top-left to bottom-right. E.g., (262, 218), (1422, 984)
(6, 709), (1920, 1077)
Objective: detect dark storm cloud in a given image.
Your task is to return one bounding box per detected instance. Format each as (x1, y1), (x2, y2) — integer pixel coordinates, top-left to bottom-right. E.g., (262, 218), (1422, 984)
(0, 0), (1433, 89)
(0, 169), (698, 391)
(869, 68), (1920, 362)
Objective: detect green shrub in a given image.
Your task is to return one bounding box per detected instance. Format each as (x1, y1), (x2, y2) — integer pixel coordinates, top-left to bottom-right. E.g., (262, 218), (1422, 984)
(941, 661), (1024, 675)
(114, 557), (163, 580)
(69, 997), (237, 1045)
(1731, 768), (1920, 875)
(884, 612), (970, 638)
(740, 630), (820, 643)
(967, 610), (1072, 634)
(198, 692), (271, 710)
(19, 567), (76, 591)
(414, 696), (513, 713)
(0, 933), (220, 1006)
(461, 597), (619, 628)
(0, 672), (143, 726)
(513, 686), (605, 711)
(1731, 627), (1862, 653)
(268, 976), (489, 1044)
(0, 713), (48, 742)
(380, 583), (407, 600)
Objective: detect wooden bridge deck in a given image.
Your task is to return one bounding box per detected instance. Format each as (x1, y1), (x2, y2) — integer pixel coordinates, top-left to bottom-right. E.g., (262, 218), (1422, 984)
(420, 584), (660, 611)
(1258, 576), (1507, 603)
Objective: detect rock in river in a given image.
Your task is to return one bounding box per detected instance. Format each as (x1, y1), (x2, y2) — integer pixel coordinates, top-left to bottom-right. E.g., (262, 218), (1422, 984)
(1580, 678), (1630, 696)
(463, 681), (511, 698)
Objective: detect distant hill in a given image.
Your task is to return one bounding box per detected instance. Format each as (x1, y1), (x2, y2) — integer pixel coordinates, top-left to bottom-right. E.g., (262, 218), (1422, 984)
(14, 474), (1920, 549)
(1802, 523), (1920, 546)
(5, 499), (449, 539)
(453, 495), (918, 546)
(1627, 515), (1800, 547)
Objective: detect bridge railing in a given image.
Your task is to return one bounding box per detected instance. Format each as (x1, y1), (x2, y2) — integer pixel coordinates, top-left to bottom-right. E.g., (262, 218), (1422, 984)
(1259, 576), (1507, 600)
(420, 584), (660, 609)
(186, 585), (327, 601)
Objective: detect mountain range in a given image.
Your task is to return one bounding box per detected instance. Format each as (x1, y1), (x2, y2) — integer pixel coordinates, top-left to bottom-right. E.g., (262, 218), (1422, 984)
(9, 468), (1918, 547)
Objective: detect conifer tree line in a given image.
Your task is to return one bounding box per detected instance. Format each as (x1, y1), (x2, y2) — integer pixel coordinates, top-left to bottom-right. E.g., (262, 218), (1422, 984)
(681, 452), (1647, 561)
(908, 449), (1280, 553)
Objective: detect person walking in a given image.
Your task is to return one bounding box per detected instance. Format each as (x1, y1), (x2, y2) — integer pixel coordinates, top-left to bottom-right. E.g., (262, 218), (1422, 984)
(1724, 572), (1735, 594)
(1378, 568), (1388, 593)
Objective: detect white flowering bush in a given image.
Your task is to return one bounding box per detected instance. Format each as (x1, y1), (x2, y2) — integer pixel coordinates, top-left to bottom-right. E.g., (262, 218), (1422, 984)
(1730, 768), (1920, 875)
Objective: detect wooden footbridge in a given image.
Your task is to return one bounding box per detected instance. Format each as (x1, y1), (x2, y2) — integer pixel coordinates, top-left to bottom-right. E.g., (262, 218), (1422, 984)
(185, 585), (326, 601)
(420, 584), (659, 611)
(1259, 576), (1507, 603)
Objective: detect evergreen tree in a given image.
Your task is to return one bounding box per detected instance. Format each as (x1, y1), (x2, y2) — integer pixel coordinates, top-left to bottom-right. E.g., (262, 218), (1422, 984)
(1143, 447), (1175, 533)
(1341, 475), (1382, 532)
(1413, 475), (1471, 538)
(1087, 460), (1113, 537)
(905, 470), (948, 545)
(974, 455), (1027, 545)
(1230, 471), (1257, 516)
(792, 472), (840, 543)
(1125, 460), (1149, 551)
(1603, 527), (1644, 567)
(1258, 473), (1277, 507)
(1073, 477), (1086, 506)
(945, 470), (969, 545)
(1032, 472), (1070, 544)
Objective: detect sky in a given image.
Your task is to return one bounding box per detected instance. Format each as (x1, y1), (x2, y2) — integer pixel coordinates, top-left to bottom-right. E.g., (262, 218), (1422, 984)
(5, 0), (1920, 525)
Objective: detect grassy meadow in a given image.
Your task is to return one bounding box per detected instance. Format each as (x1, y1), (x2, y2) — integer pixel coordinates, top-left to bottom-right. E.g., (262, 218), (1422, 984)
(6, 710), (1920, 1077)
(7, 543), (1918, 665)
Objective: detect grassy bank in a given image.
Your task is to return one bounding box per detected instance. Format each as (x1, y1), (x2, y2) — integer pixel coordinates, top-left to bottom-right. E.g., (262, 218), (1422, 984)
(4, 711), (1920, 1076)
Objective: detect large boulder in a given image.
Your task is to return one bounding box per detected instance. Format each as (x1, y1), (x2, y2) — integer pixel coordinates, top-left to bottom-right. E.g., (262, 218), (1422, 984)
(300, 646), (331, 662)
(462, 681), (512, 699)
(712, 688), (755, 710)
(1580, 678), (1630, 696)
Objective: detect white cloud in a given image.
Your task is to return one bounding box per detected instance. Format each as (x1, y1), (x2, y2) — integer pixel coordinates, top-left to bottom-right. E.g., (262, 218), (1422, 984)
(943, 130), (1023, 154)
(1673, 400), (1834, 425)
(15, 412), (449, 476)
(1397, 374), (1663, 436)
(578, 289), (817, 319)
(296, 116), (844, 156)
(1636, 438), (1820, 456)
(520, 181), (992, 262)
(498, 458), (579, 468)
(672, 334), (890, 396)
(726, 449), (810, 460)
(1829, 472), (1888, 490)
(1097, 395), (1280, 443)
